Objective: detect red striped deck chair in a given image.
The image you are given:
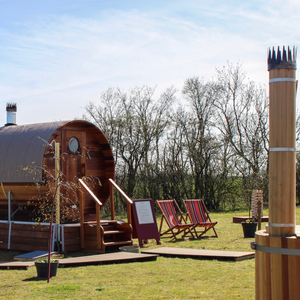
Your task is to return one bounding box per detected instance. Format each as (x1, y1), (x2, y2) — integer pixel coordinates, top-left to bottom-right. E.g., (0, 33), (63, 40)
(156, 200), (195, 241)
(183, 199), (218, 238)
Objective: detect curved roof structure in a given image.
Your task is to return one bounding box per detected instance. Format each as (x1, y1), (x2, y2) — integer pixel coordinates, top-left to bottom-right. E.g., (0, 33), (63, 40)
(0, 121), (66, 183)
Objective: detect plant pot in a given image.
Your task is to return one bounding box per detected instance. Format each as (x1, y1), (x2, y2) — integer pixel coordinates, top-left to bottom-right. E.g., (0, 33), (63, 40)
(35, 261), (59, 278)
(241, 222), (257, 238)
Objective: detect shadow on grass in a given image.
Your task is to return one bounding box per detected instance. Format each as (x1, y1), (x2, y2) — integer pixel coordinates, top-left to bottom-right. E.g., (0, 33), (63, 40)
(23, 276), (50, 282)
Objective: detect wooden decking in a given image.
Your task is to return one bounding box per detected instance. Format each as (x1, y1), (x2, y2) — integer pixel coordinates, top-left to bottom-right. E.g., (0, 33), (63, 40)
(142, 247), (255, 261)
(57, 252), (158, 267)
(0, 245), (254, 270)
(0, 261), (34, 270)
(0, 251), (158, 270)
(14, 251), (59, 261)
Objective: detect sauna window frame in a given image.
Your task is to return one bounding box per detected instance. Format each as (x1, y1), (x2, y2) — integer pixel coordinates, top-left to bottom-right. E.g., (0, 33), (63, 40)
(68, 137), (80, 154)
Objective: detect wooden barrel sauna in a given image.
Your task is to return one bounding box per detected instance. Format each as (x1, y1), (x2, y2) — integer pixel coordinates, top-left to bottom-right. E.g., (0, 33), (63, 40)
(255, 230), (300, 300)
(255, 46), (298, 300)
(0, 119), (115, 224)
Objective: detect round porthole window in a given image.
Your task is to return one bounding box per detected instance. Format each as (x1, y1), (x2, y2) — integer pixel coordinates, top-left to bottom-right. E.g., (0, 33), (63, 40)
(68, 137), (79, 153)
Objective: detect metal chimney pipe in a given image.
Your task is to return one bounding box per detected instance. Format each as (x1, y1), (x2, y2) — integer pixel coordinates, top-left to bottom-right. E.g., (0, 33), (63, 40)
(5, 103), (17, 126)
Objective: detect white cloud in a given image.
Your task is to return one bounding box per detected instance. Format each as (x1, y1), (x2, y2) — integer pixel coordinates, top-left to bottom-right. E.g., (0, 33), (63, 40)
(0, 1), (299, 124)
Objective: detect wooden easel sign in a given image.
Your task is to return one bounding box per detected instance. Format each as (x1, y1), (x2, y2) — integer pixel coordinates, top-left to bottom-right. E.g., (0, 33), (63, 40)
(131, 199), (161, 247)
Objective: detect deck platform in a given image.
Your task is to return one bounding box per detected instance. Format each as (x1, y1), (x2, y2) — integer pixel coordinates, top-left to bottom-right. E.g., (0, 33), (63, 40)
(1, 252), (158, 269)
(142, 247), (255, 261)
(0, 261), (35, 270)
(0, 246), (254, 270)
(14, 251), (60, 261)
(57, 251), (158, 267)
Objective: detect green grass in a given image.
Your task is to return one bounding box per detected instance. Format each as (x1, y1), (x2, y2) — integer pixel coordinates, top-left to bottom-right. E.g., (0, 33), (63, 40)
(0, 207), (286, 300)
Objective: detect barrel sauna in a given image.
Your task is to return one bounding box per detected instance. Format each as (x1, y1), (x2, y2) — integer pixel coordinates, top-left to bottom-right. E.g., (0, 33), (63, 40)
(255, 46), (299, 300)
(0, 119), (115, 221)
(0, 111), (133, 253)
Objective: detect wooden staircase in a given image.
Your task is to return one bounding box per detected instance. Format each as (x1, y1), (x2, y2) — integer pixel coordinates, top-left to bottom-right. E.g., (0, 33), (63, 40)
(78, 178), (134, 254)
(83, 220), (133, 253)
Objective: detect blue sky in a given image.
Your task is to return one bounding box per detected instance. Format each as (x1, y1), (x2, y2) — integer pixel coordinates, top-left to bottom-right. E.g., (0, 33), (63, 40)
(0, 0), (300, 125)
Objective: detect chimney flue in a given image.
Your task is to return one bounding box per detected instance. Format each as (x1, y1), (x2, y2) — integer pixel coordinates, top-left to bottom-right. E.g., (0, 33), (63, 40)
(5, 103), (17, 126)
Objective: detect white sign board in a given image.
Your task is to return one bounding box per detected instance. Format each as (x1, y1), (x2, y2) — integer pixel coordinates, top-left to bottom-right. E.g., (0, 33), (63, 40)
(135, 201), (154, 224)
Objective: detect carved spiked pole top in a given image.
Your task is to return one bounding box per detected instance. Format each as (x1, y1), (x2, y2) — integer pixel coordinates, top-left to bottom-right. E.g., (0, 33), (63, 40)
(268, 46), (297, 237)
(268, 46), (297, 70)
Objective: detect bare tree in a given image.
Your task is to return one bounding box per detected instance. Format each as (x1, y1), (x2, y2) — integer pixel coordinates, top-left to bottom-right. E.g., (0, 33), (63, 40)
(85, 86), (175, 199)
(213, 63), (269, 203)
(156, 111), (191, 202)
(84, 64), (271, 213)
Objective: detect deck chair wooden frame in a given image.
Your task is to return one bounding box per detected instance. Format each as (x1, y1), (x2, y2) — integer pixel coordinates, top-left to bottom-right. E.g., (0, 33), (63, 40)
(156, 199), (195, 241)
(183, 199), (218, 238)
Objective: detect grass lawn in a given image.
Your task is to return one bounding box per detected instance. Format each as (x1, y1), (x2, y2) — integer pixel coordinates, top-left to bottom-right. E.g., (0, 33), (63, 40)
(0, 207), (289, 300)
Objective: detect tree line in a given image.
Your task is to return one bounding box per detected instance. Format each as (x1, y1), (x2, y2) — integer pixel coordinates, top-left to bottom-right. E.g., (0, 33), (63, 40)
(84, 63), (300, 215)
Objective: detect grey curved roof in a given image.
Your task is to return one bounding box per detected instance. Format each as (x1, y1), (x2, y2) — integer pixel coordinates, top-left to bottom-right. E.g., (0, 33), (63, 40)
(0, 121), (66, 183)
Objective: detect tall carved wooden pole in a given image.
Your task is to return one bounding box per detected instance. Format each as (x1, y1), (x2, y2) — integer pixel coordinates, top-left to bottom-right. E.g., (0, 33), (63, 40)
(255, 46), (299, 300)
(268, 46), (297, 237)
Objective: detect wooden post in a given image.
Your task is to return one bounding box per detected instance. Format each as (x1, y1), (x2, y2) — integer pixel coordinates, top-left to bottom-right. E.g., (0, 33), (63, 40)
(268, 46), (297, 237)
(257, 200), (262, 231)
(255, 46), (298, 300)
(55, 143), (60, 225)
(96, 203), (101, 250)
(109, 181), (115, 220)
(54, 143), (60, 253)
(251, 190), (263, 219)
(127, 202), (132, 225)
(79, 183), (85, 249)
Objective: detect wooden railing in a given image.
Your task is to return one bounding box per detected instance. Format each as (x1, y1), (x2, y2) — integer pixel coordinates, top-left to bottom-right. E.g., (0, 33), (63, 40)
(78, 178), (133, 251)
(78, 178), (103, 250)
(78, 179), (103, 206)
(108, 178), (133, 224)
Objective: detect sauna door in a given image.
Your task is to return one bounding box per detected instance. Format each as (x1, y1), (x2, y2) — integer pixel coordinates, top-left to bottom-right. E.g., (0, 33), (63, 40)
(62, 129), (86, 182)
(61, 129), (86, 221)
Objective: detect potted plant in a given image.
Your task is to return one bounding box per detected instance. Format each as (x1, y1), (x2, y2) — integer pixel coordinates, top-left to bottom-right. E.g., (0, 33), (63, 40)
(241, 218), (257, 238)
(35, 258), (59, 278)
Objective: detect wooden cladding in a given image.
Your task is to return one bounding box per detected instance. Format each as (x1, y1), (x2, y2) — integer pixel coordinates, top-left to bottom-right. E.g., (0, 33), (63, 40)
(0, 223), (81, 252)
(268, 67), (297, 237)
(0, 223), (50, 252)
(255, 231), (300, 300)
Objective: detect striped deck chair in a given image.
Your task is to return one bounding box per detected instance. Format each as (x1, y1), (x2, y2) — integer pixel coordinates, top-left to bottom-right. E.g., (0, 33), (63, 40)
(156, 200), (195, 241)
(183, 199), (218, 238)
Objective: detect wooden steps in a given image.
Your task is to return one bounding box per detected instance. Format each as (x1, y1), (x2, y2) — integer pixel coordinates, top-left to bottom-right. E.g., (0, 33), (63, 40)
(104, 240), (132, 247)
(101, 220), (133, 249)
(82, 219), (133, 253)
(104, 230), (125, 235)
